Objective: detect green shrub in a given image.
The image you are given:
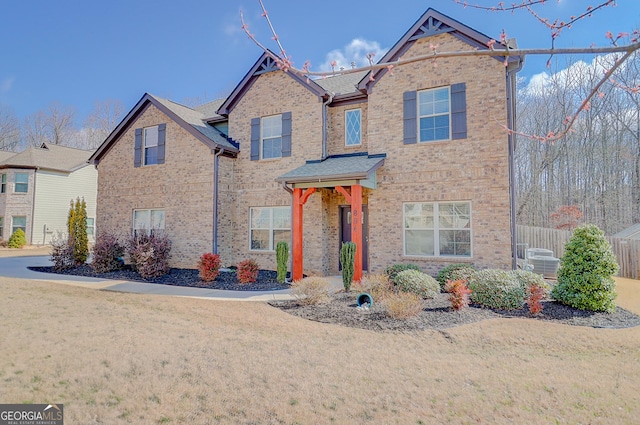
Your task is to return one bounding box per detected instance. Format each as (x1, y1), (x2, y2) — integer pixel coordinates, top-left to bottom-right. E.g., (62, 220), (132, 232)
(291, 277), (331, 305)
(551, 224), (618, 313)
(382, 292), (424, 319)
(276, 241), (288, 283)
(437, 263), (477, 290)
(467, 269), (526, 310)
(384, 263), (421, 283)
(198, 253), (221, 282)
(394, 269), (440, 299)
(7, 228), (26, 249)
(237, 259), (259, 284)
(127, 232), (172, 279)
(512, 269), (550, 292)
(90, 232), (124, 273)
(340, 242), (356, 292)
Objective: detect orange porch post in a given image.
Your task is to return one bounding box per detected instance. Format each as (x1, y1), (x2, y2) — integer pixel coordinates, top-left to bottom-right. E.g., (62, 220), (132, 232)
(351, 184), (363, 282)
(292, 187), (316, 281)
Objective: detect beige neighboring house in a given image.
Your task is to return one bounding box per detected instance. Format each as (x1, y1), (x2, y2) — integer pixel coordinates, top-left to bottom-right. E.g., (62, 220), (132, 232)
(90, 8), (522, 277)
(0, 143), (97, 244)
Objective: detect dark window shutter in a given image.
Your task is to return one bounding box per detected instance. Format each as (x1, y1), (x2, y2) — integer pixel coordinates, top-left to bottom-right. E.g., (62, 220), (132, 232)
(157, 123), (166, 164)
(250, 117), (260, 161)
(403, 91), (417, 144)
(451, 83), (467, 140)
(134, 128), (142, 167)
(281, 112), (292, 157)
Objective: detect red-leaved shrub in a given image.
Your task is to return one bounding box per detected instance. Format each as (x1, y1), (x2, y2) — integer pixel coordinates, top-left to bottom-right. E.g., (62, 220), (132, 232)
(198, 253), (221, 282)
(445, 279), (472, 311)
(527, 283), (546, 315)
(237, 259), (259, 284)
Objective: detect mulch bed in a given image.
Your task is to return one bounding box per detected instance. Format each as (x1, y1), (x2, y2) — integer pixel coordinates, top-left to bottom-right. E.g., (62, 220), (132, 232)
(28, 265), (640, 332)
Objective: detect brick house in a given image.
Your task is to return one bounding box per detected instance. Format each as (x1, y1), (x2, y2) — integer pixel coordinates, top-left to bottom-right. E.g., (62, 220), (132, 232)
(89, 8), (522, 278)
(0, 143), (97, 244)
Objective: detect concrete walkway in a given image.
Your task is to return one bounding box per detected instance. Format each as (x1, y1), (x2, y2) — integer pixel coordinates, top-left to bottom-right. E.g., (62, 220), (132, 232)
(0, 253), (306, 301)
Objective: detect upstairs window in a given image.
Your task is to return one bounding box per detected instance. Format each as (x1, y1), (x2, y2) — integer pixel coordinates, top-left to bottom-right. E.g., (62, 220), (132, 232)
(419, 87), (450, 142)
(134, 124), (166, 167)
(0, 174), (5, 193)
(345, 109), (362, 146)
(261, 115), (282, 159)
(15, 173), (28, 193)
(250, 112), (292, 161)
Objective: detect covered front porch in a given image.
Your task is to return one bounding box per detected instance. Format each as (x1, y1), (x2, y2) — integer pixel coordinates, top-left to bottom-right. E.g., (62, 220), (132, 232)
(276, 153), (385, 281)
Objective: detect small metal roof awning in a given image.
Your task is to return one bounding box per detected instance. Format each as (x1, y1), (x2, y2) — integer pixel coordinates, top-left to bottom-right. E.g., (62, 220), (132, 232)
(276, 153), (386, 189)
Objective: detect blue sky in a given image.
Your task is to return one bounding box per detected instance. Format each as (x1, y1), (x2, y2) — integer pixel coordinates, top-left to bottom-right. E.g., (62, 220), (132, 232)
(1, 0), (638, 126)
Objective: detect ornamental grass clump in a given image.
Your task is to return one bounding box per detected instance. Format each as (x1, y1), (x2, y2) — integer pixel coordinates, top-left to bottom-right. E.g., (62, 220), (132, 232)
(551, 223), (618, 313)
(394, 269), (440, 299)
(467, 269), (526, 310)
(382, 292), (424, 319)
(358, 273), (393, 301)
(198, 253), (221, 282)
(237, 259), (259, 284)
(291, 277), (331, 305)
(90, 232), (124, 273)
(437, 263), (477, 291)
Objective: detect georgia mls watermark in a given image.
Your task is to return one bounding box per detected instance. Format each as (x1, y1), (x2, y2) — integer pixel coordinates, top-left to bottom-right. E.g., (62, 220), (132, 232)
(0, 404), (63, 425)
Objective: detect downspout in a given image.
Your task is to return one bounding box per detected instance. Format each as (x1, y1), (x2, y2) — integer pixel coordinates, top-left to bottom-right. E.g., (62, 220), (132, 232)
(30, 168), (38, 245)
(506, 51), (524, 270)
(213, 148), (224, 254)
(282, 181), (294, 283)
(321, 93), (334, 160)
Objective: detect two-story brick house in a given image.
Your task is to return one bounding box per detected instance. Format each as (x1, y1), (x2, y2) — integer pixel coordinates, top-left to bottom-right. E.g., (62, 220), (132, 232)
(89, 8), (522, 278)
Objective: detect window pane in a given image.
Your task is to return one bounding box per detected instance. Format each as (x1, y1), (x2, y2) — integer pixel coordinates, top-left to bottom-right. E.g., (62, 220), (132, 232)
(251, 208), (270, 229)
(144, 126), (159, 147)
(262, 137), (282, 159)
(419, 87), (451, 142)
(439, 230), (471, 257)
(134, 210), (150, 229)
(404, 203), (433, 228)
(439, 203), (470, 229)
(1, 174), (6, 193)
(12, 216), (26, 234)
(151, 210), (165, 229)
(405, 229), (434, 256)
(144, 146), (158, 165)
(273, 229), (290, 247)
(15, 173), (28, 193)
(345, 109), (361, 146)
(273, 207), (290, 228)
(262, 115), (282, 138)
(86, 218), (94, 236)
(251, 229), (270, 250)
(0, 217), (4, 238)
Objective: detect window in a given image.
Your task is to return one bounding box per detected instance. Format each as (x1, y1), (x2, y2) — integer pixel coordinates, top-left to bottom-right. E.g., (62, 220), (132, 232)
(144, 126), (159, 165)
(261, 115), (282, 159)
(419, 87), (450, 142)
(1, 174), (5, 193)
(133, 209), (165, 234)
(0, 216), (3, 238)
(15, 173), (28, 193)
(86, 218), (95, 237)
(404, 202), (471, 257)
(250, 112), (291, 161)
(250, 206), (291, 251)
(345, 109), (362, 146)
(12, 216), (26, 235)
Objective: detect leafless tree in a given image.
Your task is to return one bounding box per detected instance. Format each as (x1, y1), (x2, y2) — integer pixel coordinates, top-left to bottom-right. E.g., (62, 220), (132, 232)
(82, 99), (124, 149)
(23, 103), (76, 147)
(0, 105), (21, 152)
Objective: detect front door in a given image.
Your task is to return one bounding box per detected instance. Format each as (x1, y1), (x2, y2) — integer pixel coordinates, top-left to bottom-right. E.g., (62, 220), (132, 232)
(340, 205), (368, 271)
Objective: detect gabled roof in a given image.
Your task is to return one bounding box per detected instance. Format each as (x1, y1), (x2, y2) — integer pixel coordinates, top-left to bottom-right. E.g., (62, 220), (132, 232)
(0, 150), (15, 162)
(90, 93), (239, 165)
(276, 153), (385, 184)
(0, 143), (94, 173)
(217, 51), (329, 116)
(195, 98), (225, 122)
(613, 224), (640, 240)
(358, 8), (522, 93)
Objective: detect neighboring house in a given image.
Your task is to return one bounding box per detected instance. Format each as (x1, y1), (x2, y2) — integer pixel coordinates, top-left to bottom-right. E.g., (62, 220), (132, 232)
(0, 143), (97, 244)
(613, 224), (640, 240)
(90, 8), (522, 278)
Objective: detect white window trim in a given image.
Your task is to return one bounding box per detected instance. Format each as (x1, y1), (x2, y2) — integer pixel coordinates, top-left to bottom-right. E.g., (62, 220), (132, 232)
(11, 215), (27, 235)
(132, 208), (165, 234)
(345, 108), (362, 146)
(0, 173), (6, 193)
(14, 172), (29, 193)
(143, 125), (159, 166)
(261, 115), (283, 160)
(403, 201), (472, 258)
(418, 86), (452, 143)
(249, 206), (291, 252)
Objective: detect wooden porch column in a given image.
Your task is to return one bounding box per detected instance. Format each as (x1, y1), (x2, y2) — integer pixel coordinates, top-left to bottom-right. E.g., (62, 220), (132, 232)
(292, 187), (316, 281)
(351, 184), (363, 282)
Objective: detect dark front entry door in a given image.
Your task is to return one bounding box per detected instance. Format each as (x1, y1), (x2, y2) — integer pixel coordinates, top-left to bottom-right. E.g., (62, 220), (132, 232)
(340, 205), (368, 271)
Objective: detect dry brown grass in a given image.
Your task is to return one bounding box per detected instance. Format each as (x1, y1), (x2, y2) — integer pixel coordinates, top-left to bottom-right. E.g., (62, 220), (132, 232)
(1, 275), (640, 424)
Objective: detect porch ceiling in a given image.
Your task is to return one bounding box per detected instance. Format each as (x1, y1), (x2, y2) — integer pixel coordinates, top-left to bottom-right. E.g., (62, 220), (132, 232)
(276, 153), (385, 188)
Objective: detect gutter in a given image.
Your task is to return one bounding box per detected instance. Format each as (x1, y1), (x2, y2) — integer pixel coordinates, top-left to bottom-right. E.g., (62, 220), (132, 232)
(506, 46), (524, 270)
(321, 93), (334, 160)
(213, 148), (224, 254)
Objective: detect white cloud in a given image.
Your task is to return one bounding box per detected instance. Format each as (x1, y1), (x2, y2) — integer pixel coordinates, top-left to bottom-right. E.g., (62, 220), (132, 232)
(319, 38), (388, 72)
(1, 77), (15, 93)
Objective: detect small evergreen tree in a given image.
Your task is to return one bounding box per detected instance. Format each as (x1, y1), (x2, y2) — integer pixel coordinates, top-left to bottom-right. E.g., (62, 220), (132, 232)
(340, 242), (356, 292)
(8, 228), (26, 248)
(67, 199), (76, 249)
(551, 224), (619, 312)
(74, 197), (89, 264)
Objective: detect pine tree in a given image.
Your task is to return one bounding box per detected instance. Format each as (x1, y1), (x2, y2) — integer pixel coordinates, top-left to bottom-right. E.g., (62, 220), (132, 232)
(74, 197), (89, 264)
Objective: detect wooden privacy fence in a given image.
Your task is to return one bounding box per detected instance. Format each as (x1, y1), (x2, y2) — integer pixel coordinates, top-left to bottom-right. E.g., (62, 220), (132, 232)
(516, 225), (640, 280)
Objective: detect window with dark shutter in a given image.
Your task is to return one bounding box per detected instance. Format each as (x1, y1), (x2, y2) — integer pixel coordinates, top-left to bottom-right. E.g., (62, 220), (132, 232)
(281, 112), (292, 157)
(157, 123), (166, 164)
(250, 117), (260, 161)
(450, 83), (467, 140)
(134, 128), (143, 167)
